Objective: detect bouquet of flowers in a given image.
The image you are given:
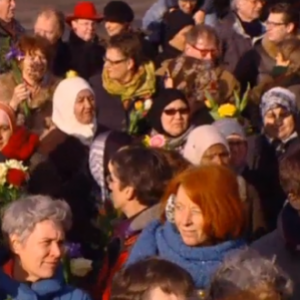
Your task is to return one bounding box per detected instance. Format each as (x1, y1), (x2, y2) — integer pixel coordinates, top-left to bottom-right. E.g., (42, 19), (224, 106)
(204, 84), (250, 120)
(128, 98), (153, 134)
(5, 47), (30, 116)
(0, 159), (28, 207)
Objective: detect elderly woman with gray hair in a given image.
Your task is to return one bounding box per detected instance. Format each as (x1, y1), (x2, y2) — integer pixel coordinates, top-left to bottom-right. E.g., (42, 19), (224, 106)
(0, 195), (91, 300)
(207, 249), (293, 300)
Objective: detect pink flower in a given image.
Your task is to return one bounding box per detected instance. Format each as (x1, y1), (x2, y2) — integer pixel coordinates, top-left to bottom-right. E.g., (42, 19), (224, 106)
(149, 135), (166, 148)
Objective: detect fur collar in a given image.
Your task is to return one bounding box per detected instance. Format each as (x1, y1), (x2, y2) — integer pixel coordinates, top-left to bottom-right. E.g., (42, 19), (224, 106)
(0, 71), (60, 109)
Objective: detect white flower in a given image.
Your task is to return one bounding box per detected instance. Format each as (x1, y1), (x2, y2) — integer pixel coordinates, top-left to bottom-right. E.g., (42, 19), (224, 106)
(70, 258), (93, 277)
(0, 163), (7, 186)
(5, 160), (27, 172)
(144, 99), (153, 110)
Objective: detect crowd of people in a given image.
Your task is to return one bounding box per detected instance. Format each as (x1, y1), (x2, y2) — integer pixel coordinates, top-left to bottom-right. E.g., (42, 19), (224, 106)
(0, 0), (300, 299)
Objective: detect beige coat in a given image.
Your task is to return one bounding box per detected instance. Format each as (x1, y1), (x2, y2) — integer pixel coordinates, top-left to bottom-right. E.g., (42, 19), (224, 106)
(0, 71), (60, 136)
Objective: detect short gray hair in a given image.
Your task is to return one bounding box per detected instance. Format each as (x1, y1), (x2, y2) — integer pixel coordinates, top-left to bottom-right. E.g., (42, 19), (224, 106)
(2, 195), (72, 244)
(208, 249), (293, 300)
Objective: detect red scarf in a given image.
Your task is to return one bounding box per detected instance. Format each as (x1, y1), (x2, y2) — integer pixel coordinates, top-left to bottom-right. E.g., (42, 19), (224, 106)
(1, 127), (39, 161)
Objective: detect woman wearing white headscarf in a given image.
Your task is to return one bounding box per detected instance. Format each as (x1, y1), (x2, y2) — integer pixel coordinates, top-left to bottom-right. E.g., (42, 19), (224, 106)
(27, 75), (100, 258)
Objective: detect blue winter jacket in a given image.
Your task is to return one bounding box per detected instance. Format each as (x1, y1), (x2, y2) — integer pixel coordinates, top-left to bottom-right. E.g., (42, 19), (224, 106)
(0, 266), (92, 300)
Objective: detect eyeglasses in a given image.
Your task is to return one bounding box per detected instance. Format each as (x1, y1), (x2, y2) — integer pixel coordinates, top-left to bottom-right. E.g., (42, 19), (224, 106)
(103, 56), (127, 65)
(163, 108), (190, 116)
(190, 44), (218, 56)
(266, 20), (286, 27)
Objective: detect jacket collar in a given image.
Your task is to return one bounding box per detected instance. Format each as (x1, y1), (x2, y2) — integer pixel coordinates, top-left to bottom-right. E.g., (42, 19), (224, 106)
(229, 11), (265, 44)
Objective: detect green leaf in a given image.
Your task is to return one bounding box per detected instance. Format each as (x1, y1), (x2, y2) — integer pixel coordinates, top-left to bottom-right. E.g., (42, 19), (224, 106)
(204, 90), (218, 110)
(240, 83), (250, 112)
(233, 89), (240, 109)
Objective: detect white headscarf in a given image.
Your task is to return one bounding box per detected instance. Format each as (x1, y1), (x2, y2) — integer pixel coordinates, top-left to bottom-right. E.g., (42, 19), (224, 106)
(52, 77), (97, 145)
(183, 125), (230, 165)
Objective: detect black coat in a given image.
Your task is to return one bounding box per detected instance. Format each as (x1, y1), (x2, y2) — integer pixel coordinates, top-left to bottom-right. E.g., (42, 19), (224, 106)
(67, 31), (105, 80)
(52, 39), (71, 78)
(28, 129), (100, 259)
(90, 73), (162, 134)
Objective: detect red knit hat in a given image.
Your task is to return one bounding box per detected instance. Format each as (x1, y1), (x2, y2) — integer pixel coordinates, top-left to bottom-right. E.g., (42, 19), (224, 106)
(66, 2), (103, 24)
(0, 103), (16, 133)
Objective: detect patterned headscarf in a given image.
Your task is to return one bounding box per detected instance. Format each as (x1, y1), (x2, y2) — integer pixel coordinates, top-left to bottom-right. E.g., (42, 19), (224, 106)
(260, 87), (297, 118)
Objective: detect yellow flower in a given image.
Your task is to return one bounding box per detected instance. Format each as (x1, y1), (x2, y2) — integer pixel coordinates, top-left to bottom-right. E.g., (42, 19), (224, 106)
(218, 103), (237, 118)
(66, 70), (78, 78)
(204, 99), (211, 108)
(134, 101), (143, 110)
(143, 135), (151, 146)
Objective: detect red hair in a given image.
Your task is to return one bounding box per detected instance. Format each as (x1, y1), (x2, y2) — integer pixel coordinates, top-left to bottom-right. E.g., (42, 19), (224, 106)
(161, 165), (245, 242)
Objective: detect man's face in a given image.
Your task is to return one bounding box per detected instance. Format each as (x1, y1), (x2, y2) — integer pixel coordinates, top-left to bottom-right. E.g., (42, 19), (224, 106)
(266, 13), (294, 43)
(236, 0), (264, 21)
(0, 0), (16, 23)
(34, 15), (61, 44)
(71, 18), (97, 42)
(185, 36), (219, 62)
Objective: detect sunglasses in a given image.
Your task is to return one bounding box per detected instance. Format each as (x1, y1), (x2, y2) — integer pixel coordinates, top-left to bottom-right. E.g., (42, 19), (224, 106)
(163, 108), (189, 116)
(190, 44), (218, 56)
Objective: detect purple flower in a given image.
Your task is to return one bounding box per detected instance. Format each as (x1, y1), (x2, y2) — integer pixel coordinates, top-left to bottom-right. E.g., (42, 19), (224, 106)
(5, 47), (24, 61)
(65, 242), (82, 258)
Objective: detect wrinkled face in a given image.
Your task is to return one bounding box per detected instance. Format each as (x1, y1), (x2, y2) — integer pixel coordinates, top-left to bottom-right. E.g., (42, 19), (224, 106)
(0, 111), (12, 150)
(11, 220), (64, 281)
(74, 89), (95, 124)
(161, 99), (189, 137)
(263, 106), (295, 141)
(34, 15), (61, 44)
(0, 0), (16, 22)
(227, 135), (247, 169)
(174, 185), (206, 246)
(104, 21), (127, 36)
(107, 161), (130, 211)
(185, 36), (218, 62)
(22, 49), (48, 81)
(104, 47), (133, 81)
(201, 144), (230, 166)
(236, 0), (264, 21)
(266, 13), (294, 43)
(72, 18), (96, 42)
(178, 0), (197, 14)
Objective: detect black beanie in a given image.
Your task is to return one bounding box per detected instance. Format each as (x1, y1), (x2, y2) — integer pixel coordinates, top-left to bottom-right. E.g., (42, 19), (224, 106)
(147, 88), (189, 135)
(103, 0), (134, 24)
(163, 9), (195, 42)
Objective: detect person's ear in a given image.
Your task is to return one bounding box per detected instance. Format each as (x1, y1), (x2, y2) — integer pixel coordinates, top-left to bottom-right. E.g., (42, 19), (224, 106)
(127, 58), (135, 72)
(124, 185), (135, 201)
(9, 234), (22, 255)
(286, 23), (295, 35)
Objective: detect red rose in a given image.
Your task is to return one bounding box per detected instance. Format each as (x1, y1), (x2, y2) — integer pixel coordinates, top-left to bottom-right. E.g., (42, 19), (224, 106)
(7, 168), (27, 187)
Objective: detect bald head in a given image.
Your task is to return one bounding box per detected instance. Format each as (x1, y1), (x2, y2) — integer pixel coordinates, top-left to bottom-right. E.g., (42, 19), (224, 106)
(34, 8), (65, 44)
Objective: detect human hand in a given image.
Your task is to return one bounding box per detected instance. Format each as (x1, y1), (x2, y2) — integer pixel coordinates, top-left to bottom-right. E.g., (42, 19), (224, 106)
(9, 83), (29, 111)
(193, 10), (205, 24)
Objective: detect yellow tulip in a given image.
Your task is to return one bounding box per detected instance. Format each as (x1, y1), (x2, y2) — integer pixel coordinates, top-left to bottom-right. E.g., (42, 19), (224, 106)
(134, 101), (143, 110)
(204, 99), (211, 108)
(218, 103), (237, 118)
